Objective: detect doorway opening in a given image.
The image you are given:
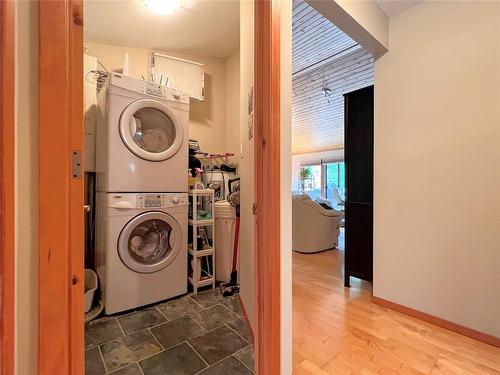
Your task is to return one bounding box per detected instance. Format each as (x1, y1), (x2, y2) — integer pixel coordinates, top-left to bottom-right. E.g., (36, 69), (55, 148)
(82, 1), (253, 374)
(290, 0), (375, 372)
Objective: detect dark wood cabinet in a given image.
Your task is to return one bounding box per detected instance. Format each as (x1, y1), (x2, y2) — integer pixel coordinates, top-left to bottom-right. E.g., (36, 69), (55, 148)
(344, 85), (374, 286)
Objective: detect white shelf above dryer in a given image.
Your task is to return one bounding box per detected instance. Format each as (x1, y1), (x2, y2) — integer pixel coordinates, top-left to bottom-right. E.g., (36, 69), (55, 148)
(148, 52), (204, 101)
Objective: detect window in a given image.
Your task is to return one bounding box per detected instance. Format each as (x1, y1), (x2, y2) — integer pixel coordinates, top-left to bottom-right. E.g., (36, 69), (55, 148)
(325, 162), (345, 201)
(298, 165), (322, 200)
(298, 162), (345, 203)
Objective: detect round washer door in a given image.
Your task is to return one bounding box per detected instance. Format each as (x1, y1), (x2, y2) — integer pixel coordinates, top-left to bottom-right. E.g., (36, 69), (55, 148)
(118, 211), (182, 273)
(119, 99), (183, 162)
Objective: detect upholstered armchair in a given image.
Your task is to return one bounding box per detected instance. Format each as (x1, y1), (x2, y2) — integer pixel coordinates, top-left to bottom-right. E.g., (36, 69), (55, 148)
(292, 193), (343, 253)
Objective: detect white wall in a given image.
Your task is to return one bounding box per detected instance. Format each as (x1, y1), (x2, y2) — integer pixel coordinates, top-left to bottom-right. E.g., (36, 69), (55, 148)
(85, 42), (232, 154)
(14, 1), (39, 374)
(225, 51), (241, 156)
(291, 149), (344, 190)
(238, 0), (255, 328)
(374, 1), (500, 337)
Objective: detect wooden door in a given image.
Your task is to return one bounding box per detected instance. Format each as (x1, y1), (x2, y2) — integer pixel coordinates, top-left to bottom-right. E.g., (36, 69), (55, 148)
(344, 85), (374, 286)
(39, 1), (84, 374)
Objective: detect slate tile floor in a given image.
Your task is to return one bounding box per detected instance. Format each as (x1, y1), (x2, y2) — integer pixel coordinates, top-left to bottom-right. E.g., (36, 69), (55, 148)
(85, 290), (254, 375)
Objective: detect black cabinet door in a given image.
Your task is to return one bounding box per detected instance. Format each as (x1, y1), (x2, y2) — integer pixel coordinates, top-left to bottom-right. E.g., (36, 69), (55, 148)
(344, 86), (374, 285)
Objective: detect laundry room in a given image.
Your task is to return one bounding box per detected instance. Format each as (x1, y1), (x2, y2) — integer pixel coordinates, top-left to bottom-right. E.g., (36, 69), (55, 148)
(82, 1), (254, 374)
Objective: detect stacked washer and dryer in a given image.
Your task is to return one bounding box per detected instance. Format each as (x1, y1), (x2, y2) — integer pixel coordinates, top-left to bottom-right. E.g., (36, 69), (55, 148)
(95, 73), (190, 315)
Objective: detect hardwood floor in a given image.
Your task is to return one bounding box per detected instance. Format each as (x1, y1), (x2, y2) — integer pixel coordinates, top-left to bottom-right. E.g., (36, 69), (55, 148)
(292, 230), (500, 374)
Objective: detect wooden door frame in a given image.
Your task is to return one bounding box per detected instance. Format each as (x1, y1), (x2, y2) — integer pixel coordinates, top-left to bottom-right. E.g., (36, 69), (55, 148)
(254, 0), (281, 374)
(1, 1), (15, 374)
(38, 0), (282, 374)
(39, 1), (84, 374)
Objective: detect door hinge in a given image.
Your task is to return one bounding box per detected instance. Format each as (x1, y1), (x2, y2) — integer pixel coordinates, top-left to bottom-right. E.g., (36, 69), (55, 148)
(253, 203), (258, 215)
(71, 150), (82, 179)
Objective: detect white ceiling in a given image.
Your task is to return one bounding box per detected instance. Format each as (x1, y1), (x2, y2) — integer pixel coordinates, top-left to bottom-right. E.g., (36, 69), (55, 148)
(374, 0), (423, 18)
(84, 0), (240, 58)
(292, 0), (374, 155)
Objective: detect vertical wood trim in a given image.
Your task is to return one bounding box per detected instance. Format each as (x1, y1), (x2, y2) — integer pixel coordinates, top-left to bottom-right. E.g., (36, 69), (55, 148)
(39, 1), (70, 373)
(39, 1), (84, 374)
(69, 2), (84, 374)
(254, 0), (281, 373)
(0, 1), (15, 374)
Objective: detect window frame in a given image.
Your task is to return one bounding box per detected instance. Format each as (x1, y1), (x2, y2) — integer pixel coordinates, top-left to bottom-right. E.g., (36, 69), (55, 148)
(300, 160), (345, 200)
(324, 161), (345, 200)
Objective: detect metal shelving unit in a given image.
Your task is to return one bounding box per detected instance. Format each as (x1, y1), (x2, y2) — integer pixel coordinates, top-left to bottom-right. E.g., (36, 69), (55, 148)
(188, 189), (215, 294)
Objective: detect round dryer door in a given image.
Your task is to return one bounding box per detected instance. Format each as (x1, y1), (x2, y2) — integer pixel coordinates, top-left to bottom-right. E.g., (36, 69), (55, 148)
(119, 99), (183, 162)
(118, 212), (182, 273)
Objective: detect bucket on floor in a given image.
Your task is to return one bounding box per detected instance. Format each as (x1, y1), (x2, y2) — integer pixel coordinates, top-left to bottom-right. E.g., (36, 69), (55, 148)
(84, 269), (98, 313)
(214, 200), (237, 282)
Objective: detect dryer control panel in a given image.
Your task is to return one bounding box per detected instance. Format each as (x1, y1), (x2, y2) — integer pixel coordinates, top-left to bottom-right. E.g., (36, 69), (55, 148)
(109, 73), (190, 104)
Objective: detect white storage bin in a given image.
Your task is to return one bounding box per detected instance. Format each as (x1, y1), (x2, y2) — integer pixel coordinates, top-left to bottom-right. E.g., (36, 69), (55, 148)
(84, 269), (98, 313)
(214, 201), (237, 282)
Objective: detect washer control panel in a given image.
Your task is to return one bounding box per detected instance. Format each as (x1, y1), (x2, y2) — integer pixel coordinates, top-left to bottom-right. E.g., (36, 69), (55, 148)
(107, 193), (188, 209)
(137, 193), (188, 208)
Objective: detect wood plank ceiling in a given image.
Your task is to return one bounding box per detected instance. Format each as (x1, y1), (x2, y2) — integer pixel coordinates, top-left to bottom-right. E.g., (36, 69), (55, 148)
(292, 0), (374, 155)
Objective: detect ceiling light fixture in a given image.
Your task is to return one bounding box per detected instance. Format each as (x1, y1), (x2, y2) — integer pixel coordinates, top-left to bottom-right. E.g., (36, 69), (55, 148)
(144, 0), (180, 15)
(322, 87), (335, 104)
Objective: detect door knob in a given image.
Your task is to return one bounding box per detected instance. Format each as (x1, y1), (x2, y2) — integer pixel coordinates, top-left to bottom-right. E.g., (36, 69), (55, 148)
(84, 205), (91, 213)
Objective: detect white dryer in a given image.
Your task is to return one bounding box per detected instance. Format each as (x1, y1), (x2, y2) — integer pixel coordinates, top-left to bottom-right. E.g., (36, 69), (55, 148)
(96, 73), (190, 193)
(96, 192), (188, 314)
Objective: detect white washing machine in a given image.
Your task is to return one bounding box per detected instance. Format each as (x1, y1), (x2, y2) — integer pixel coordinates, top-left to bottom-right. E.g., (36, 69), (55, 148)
(96, 192), (188, 314)
(96, 73), (190, 193)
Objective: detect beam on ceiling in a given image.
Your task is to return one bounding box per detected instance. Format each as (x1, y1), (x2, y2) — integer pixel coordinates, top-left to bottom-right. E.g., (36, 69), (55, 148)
(292, 43), (362, 78)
